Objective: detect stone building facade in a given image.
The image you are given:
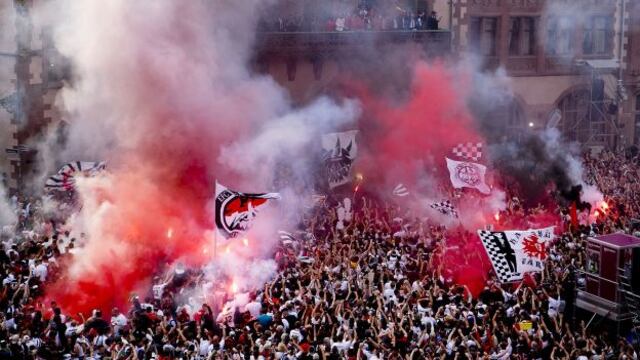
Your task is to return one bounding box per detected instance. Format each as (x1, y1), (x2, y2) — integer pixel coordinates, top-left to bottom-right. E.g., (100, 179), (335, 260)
(0, 0), (638, 193)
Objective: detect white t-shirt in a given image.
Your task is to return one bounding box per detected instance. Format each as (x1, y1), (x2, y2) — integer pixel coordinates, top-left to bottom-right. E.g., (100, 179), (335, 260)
(34, 263), (48, 282)
(548, 297), (561, 317)
(111, 314), (128, 333)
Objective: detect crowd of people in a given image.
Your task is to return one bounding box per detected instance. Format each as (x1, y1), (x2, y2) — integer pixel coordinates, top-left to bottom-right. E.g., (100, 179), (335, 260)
(0, 149), (639, 359)
(257, 4), (440, 33)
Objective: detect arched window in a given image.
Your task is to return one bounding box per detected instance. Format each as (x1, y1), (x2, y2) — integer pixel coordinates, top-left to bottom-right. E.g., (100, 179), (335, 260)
(555, 89), (591, 143)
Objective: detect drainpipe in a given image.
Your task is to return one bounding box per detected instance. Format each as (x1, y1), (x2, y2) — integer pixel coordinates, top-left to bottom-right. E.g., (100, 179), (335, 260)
(617, 0), (626, 149)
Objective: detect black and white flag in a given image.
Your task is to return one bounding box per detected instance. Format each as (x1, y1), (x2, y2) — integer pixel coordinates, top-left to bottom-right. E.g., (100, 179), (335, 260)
(322, 130), (358, 189)
(477, 227), (554, 283)
(45, 161), (106, 192)
(214, 182), (280, 238)
(392, 183), (410, 197)
(278, 230), (296, 245)
(430, 200), (458, 218)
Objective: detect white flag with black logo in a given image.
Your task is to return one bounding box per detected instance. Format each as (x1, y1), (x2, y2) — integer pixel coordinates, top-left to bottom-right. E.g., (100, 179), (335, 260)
(446, 157), (490, 194)
(477, 227), (554, 282)
(322, 130), (358, 189)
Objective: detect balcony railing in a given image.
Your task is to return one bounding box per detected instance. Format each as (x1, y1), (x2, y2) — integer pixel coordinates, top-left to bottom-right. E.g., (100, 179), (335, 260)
(255, 30), (452, 57)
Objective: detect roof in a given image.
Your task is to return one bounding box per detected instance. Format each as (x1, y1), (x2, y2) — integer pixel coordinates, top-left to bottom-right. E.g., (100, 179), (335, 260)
(591, 233), (640, 249)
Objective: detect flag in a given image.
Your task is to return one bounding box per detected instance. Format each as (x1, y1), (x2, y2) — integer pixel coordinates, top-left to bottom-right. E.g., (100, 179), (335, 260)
(477, 227), (554, 283)
(278, 230), (296, 245)
(452, 142), (483, 162)
(44, 161), (106, 192)
(310, 194), (326, 205)
(445, 157), (490, 194)
(214, 182), (280, 238)
(392, 183), (409, 197)
(430, 200), (458, 218)
(321, 130), (358, 189)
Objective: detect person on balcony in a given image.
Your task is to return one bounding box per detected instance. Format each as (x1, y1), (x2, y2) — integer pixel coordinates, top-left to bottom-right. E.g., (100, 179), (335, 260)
(427, 11), (440, 30)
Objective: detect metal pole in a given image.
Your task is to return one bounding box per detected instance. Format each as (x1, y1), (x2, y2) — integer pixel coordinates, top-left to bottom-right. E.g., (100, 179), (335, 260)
(616, 0), (626, 150)
(448, 0), (454, 32)
(618, 0), (626, 82)
(585, 312), (598, 330)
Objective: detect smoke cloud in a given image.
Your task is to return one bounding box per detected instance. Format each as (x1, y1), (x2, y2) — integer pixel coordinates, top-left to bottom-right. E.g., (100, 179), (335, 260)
(24, 0), (608, 311)
(33, 0), (357, 313)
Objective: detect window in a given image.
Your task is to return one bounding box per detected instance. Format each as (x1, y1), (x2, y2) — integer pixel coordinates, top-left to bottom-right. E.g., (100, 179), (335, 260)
(470, 17), (499, 56)
(546, 16), (573, 55)
(509, 17), (536, 56)
(583, 16), (613, 55)
(635, 95), (640, 145)
(557, 89), (590, 142)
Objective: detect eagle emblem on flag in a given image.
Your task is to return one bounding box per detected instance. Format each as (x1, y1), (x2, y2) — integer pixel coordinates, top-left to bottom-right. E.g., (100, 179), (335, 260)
(321, 131), (358, 189)
(215, 182), (280, 238)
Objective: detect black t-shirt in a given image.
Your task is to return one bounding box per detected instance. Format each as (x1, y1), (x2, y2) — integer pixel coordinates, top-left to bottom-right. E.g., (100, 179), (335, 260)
(86, 317), (110, 335)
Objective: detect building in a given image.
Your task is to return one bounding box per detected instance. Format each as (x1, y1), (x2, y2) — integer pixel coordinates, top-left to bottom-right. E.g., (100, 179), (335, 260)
(258, 0), (637, 149)
(624, 0), (640, 146)
(0, 0), (638, 193)
(0, 0), (64, 193)
(452, 0), (632, 149)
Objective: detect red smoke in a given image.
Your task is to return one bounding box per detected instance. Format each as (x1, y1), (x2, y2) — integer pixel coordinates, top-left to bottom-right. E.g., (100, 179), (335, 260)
(345, 62), (484, 186)
(43, 2), (262, 315)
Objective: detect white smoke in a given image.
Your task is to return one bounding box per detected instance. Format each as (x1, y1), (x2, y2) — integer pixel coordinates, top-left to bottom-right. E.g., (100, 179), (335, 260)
(26, 0), (359, 306)
(0, 184), (16, 230)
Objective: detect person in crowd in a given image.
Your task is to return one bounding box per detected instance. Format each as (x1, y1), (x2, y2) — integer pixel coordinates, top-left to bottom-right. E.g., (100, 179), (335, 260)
(0, 150), (638, 358)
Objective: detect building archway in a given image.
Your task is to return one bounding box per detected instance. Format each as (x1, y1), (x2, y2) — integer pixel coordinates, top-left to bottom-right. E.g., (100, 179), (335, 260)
(553, 87), (591, 143)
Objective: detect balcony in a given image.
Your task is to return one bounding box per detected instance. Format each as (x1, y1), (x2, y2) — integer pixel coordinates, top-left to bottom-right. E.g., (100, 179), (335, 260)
(254, 30), (452, 59)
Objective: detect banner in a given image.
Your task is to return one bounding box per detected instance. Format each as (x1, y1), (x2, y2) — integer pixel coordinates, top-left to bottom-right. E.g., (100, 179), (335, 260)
(214, 182), (280, 238)
(477, 227), (554, 283)
(446, 157), (490, 194)
(321, 130), (358, 189)
(45, 161), (106, 192)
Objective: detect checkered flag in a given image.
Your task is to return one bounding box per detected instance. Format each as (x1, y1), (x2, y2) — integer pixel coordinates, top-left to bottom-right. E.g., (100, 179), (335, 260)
(452, 142), (483, 162)
(430, 200), (458, 218)
(477, 230), (515, 283)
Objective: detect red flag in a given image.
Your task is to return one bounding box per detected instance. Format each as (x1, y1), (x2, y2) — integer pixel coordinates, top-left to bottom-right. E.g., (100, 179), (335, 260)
(570, 202), (578, 228)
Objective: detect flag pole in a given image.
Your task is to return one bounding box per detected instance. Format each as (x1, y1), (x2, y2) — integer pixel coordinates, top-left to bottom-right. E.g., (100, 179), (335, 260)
(213, 229), (218, 260)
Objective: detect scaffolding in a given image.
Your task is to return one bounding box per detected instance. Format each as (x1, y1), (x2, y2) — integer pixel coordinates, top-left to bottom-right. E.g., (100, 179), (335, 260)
(581, 59), (623, 150)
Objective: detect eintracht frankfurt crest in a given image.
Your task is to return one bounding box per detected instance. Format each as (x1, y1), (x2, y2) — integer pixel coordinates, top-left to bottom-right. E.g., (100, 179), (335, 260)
(446, 157), (490, 194)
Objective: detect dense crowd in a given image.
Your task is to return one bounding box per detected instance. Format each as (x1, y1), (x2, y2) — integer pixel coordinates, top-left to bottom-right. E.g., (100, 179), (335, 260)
(0, 150), (639, 359)
(258, 5), (440, 32)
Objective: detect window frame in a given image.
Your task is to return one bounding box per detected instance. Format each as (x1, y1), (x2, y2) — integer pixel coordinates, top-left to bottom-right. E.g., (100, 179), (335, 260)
(470, 16), (499, 56)
(509, 16), (536, 56)
(583, 15), (613, 56)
